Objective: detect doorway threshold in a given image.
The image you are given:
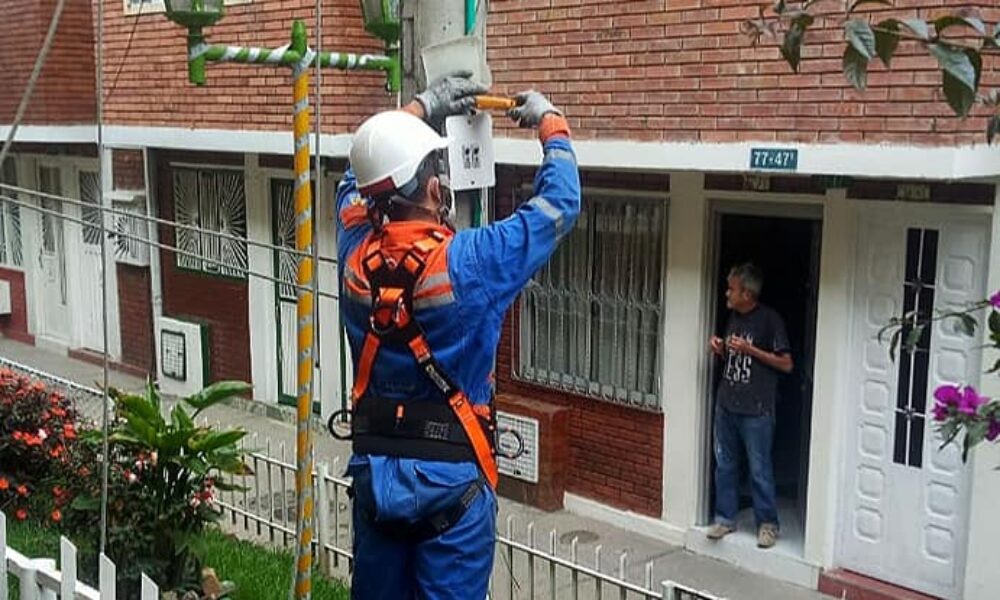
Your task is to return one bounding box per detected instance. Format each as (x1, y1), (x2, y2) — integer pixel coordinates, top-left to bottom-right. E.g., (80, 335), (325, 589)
(685, 508), (820, 590)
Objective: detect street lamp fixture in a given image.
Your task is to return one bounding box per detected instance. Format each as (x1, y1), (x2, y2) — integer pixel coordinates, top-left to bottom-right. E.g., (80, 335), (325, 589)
(359, 0), (401, 46)
(163, 0), (225, 85)
(163, 0), (225, 29)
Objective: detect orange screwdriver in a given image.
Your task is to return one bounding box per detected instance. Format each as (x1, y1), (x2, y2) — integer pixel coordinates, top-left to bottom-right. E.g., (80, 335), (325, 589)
(475, 95), (517, 111)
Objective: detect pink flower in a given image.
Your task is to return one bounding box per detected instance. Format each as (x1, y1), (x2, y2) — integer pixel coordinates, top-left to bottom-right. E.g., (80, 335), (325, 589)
(987, 419), (1000, 442)
(957, 386), (989, 416)
(990, 290), (1000, 310)
(934, 385), (962, 407)
(933, 403), (950, 422)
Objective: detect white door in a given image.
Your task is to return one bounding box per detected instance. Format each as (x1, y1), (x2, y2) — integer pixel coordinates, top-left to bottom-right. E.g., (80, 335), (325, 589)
(840, 207), (989, 599)
(271, 177), (299, 405)
(74, 169), (105, 351)
(36, 165), (70, 343)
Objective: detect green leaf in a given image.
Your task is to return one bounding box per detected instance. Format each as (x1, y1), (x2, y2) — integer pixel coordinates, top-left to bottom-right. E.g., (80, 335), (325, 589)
(989, 310), (1000, 335)
(935, 15), (987, 36)
(874, 19), (901, 66)
(845, 19), (877, 59)
(903, 324), (925, 353)
(889, 326), (902, 362)
(146, 378), (160, 410)
(987, 357), (1000, 374)
(781, 14), (814, 72)
(185, 381), (252, 414)
(928, 44), (977, 92)
(189, 429), (247, 453)
(171, 403), (195, 432)
(70, 494), (102, 511)
(118, 393), (165, 428)
(843, 45), (870, 91)
(943, 70), (977, 117)
(902, 18), (931, 40)
(849, 0), (892, 11)
(955, 313), (977, 337)
(988, 115), (1000, 144)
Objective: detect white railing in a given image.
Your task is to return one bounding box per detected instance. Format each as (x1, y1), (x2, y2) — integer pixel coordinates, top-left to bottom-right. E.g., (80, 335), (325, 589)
(0, 512), (159, 600)
(0, 356), (725, 600)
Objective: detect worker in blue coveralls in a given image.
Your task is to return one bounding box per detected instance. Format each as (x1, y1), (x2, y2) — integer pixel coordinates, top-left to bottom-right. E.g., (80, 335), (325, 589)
(335, 73), (580, 600)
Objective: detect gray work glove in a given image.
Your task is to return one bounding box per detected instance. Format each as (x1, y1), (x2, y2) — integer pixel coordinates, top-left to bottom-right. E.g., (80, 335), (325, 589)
(508, 90), (562, 129)
(414, 70), (488, 130)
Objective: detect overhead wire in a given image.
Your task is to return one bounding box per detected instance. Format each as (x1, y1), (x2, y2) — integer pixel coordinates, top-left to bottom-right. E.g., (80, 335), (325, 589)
(0, 181), (341, 266)
(0, 192), (341, 302)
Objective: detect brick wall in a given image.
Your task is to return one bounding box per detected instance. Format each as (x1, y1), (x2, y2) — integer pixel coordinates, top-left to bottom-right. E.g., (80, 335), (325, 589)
(117, 264), (154, 375)
(100, 0), (394, 134)
(494, 165), (666, 517)
(156, 152), (251, 385)
(112, 148), (145, 190)
(0, 0), (96, 124)
(487, 0), (1000, 146)
(0, 267), (33, 345)
(93, 0), (1000, 146)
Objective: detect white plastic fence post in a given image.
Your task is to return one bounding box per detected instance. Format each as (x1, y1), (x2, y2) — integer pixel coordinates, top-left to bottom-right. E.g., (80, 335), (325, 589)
(59, 537), (77, 600)
(1, 512), (7, 600)
(140, 573), (158, 599)
(99, 553), (116, 600)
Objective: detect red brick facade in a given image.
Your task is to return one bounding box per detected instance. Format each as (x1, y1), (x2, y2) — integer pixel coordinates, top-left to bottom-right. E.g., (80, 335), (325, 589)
(85, 0), (1000, 147)
(494, 165), (668, 517)
(0, 267), (34, 345)
(155, 152), (251, 385)
(99, 0), (393, 133)
(487, 0), (1000, 146)
(0, 0), (96, 124)
(112, 149), (145, 190)
(117, 264), (154, 375)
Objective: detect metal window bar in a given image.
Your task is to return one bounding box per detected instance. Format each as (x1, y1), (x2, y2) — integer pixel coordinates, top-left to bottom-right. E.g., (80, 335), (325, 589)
(517, 194), (666, 411)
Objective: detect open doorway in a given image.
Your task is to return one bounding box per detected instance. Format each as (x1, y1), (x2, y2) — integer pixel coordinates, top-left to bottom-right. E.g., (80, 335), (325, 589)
(705, 209), (821, 553)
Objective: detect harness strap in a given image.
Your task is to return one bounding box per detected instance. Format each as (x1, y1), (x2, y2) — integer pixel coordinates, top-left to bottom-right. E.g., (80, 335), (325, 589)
(352, 233), (499, 489)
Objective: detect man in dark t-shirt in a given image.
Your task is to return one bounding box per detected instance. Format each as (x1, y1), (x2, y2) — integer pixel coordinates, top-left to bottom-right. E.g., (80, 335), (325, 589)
(707, 263), (792, 549)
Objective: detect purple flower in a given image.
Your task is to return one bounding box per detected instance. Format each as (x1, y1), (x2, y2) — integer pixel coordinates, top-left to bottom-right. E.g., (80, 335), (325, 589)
(990, 290), (1000, 310)
(932, 403), (950, 422)
(987, 419), (1000, 442)
(934, 385), (962, 407)
(957, 386), (989, 416)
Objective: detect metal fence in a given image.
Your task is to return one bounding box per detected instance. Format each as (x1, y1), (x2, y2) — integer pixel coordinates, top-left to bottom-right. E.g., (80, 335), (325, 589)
(0, 355), (725, 600)
(219, 432), (724, 600)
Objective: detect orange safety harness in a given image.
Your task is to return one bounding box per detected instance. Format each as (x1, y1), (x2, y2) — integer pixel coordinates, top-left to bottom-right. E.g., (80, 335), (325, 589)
(343, 230), (499, 489)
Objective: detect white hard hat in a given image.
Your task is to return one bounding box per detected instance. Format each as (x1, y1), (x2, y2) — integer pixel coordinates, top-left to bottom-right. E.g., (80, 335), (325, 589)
(349, 110), (449, 199)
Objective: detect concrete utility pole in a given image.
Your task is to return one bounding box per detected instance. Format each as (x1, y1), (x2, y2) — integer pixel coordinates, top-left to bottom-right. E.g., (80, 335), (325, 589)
(401, 0), (491, 228)
(400, 0), (488, 99)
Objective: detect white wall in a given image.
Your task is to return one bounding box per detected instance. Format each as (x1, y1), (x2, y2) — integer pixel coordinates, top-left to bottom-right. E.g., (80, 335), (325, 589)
(661, 172), (710, 529)
(803, 189), (855, 567)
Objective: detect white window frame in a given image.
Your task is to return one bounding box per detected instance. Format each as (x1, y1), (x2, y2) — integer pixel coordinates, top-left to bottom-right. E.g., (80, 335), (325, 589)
(514, 185), (669, 411)
(0, 158), (24, 269)
(123, 0), (252, 17)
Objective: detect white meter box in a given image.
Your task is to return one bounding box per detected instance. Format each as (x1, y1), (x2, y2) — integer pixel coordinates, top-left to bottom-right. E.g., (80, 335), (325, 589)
(497, 411), (539, 484)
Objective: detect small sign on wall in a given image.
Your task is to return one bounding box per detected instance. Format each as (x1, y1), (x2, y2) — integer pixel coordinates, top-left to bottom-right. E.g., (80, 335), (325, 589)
(750, 148), (799, 171)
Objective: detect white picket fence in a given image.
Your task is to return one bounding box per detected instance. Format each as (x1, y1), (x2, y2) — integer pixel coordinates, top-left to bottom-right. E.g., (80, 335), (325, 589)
(0, 512), (159, 600)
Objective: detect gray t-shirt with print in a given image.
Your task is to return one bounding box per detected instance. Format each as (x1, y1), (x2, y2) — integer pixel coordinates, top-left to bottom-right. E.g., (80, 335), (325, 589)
(716, 304), (791, 416)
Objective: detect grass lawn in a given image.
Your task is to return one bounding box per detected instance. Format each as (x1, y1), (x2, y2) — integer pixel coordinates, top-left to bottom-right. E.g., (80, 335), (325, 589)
(4, 519), (349, 600)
